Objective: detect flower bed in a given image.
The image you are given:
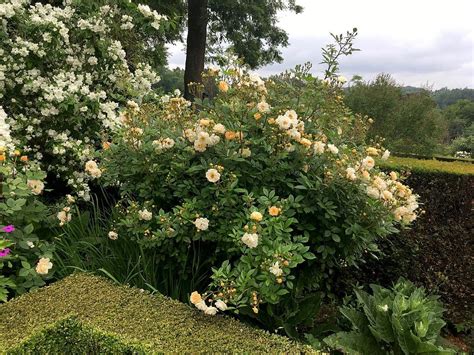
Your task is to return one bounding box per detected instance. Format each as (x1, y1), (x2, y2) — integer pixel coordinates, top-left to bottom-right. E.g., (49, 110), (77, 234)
(0, 273), (315, 353)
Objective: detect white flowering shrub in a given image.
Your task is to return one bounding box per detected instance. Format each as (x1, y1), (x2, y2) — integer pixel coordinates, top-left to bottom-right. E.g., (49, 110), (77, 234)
(100, 65), (419, 326)
(0, 0), (168, 199)
(0, 128), (54, 301)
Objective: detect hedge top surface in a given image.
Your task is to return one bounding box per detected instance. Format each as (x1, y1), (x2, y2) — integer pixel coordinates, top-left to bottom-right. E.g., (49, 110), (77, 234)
(378, 156), (474, 175)
(0, 273), (315, 353)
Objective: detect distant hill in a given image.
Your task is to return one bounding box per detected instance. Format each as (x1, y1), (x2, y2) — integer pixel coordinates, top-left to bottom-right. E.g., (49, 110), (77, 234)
(401, 86), (424, 94)
(431, 88), (474, 108)
(400, 86), (474, 108)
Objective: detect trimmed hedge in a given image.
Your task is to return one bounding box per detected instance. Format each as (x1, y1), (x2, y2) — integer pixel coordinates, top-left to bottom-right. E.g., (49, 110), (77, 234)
(340, 158), (473, 338)
(378, 156), (474, 175)
(391, 152), (474, 164)
(0, 273), (315, 354)
(9, 317), (149, 354)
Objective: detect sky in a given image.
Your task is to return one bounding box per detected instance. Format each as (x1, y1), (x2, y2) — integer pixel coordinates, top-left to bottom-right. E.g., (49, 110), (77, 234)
(167, 0), (474, 89)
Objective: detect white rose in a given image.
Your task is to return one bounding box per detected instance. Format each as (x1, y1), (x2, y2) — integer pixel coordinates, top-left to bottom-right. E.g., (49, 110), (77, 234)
(36, 257), (53, 275)
(366, 186), (380, 199)
(327, 144), (339, 154)
(204, 306), (218, 316)
(213, 123), (226, 134)
(108, 231), (118, 240)
(195, 300), (208, 311)
(313, 141), (325, 155)
(346, 168), (357, 181)
(205, 168), (220, 183)
(194, 217), (209, 231)
(241, 233), (259, 248)
(215, 300), (228, 311)
(269, 261), (283, 277)
(362, 156), (375, 170)
(337, 75), (347, 84)
(138, 209), (153, 221)
(257, 101), (270, 113)
(27, 179), (45, 195)
(241, 148), (251, 158)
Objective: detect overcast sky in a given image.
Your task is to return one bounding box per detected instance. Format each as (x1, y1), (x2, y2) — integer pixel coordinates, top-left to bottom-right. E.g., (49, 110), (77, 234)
(167, 0), (474, 89)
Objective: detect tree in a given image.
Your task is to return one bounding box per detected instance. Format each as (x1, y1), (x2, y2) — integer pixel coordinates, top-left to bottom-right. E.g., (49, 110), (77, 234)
(345, 74), (446, 155)
(183, 0), (303, 98)
(442, 99), (474, 141)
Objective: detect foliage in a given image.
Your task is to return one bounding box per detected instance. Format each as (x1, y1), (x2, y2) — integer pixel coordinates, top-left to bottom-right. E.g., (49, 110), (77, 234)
(320, 28), (359, 80)
(345, 74), (446, 155)
(324, 279), (454, 354)
(378, 156), (474, 175)
(0, 0), (169, 200)
(0, 145), (54, 301)
(442, 100), (474, 157)
(431, 88), (474, 108)
(98, 57), (419, 333)
(443, 100), (474, 140)
(1, 273), (315, 353)
(156, 66), (185, 93)
(53, 193), (208, 299)
(206, 0), (303, 68)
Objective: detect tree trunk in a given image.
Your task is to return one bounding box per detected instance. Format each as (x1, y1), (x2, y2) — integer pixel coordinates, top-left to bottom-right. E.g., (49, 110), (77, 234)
(184, 0), (208, 100)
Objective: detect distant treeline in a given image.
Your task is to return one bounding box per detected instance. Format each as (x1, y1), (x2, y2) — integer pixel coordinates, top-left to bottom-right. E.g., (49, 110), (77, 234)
(400, 86), (474, 108)
(345, 74), (473, 157)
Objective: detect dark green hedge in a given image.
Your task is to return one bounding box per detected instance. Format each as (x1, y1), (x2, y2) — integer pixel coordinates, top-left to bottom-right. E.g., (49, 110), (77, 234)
(339, 167), (473, 332)
(1, 273), (315, 354)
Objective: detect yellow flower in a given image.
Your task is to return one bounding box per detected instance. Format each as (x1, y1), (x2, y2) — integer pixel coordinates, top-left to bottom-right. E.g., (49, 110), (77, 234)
(20, 155), (28, 162)
(36, 258), (53, 275)
(390, 171), (398, 181)
(213, 123), (226, 134)
(13, 150), (20, 156)
(250, 211), (263, 222)
(199, 119), (210, 126)
(218, 81), (229, 92)
(299, 138), (312, 147)
(382, 190), (393, 201)
(27, 179), (44, 195)
(190, 291), (202, 305)
(0, 154), (5, 162)
(268, 206), (281, 216)
(254, 112), (262, 120)
(366, 147), (379, 156)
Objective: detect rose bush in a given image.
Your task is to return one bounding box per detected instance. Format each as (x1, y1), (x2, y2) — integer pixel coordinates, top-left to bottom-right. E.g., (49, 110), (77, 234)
(1, 110), (54, 300)
(0, 0), (168, 200)
(99, 62), (420, 329)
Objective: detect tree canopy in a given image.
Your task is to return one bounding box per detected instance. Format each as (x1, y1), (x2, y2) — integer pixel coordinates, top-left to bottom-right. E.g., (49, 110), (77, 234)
(345, 74), (446, 155)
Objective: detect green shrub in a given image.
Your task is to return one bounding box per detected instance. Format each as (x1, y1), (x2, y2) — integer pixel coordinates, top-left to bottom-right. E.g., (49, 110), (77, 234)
(324, 279), (455, 354)
(0, 149), (54, 301)
(97, 59), (420, 334)
(0, 273), (315, 353)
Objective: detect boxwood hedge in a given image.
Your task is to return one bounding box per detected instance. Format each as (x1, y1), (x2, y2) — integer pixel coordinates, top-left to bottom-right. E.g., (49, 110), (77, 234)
(0, 273), (315, 354)
(342, 157), (473, 332)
